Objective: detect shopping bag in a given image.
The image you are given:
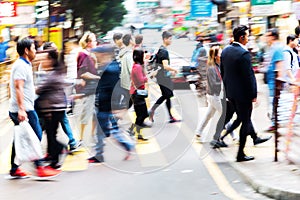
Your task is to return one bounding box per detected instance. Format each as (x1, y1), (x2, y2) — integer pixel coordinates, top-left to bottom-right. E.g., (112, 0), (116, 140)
(14, 121), (43, 165)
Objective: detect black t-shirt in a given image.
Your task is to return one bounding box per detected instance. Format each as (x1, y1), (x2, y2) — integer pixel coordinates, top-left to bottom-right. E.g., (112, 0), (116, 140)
(156, 46), (171, 85)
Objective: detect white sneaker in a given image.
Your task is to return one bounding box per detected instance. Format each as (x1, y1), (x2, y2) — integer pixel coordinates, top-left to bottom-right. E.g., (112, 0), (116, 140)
(143, 119), (153, 127)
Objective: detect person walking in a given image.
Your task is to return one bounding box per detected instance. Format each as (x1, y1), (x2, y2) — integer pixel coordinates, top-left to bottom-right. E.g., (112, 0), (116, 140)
(35, 48), (70, 169)
(221, 25), (271, 162)
(8, 37), (60, 178)
(88, 45), (134, 163)
(128, 49), (149, 141)
(265, 28), (284, 132)
(119, 34), (135, 109)
(42, 42), (81, 152)
(195, 45), (225, 147)
(148, 31), (180, 123)
(76, 32), (100, 142)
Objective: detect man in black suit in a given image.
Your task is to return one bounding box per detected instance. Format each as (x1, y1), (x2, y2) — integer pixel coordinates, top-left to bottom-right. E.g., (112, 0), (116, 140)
(221, 25), (271, 162)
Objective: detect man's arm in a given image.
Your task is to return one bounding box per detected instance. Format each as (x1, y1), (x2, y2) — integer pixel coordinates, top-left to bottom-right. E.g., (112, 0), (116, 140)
(162, 60), (178, 75)
(14, 79), (27, 121)
(275, 60), (284, 79)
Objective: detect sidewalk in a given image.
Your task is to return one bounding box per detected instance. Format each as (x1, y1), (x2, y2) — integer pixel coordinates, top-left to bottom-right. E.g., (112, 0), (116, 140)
(219, 74), (300, 200)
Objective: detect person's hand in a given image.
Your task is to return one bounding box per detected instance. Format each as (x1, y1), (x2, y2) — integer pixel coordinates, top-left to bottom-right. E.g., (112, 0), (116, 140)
(171, 69), (178, 77)
(80, 79), (86, 87)
(18, 109), (27, 122)
(253, 98), (260, 108)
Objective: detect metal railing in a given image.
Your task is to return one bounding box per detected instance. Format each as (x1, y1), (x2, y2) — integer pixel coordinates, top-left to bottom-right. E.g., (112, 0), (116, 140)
(274, 71), (300, 164)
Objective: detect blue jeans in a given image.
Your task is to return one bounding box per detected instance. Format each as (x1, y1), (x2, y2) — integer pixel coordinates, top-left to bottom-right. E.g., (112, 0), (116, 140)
(9, 111), (43, 172)
(60, 112), (76, 147)
(96, 110), (133, 156)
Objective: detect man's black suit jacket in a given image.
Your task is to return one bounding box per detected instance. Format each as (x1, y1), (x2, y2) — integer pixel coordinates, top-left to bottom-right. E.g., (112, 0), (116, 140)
(220, 43), (257, 103)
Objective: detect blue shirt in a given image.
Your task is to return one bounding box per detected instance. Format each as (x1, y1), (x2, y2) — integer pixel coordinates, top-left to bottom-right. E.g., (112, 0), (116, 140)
(0, 41), (9, 62)
(267, 42), (284, 96)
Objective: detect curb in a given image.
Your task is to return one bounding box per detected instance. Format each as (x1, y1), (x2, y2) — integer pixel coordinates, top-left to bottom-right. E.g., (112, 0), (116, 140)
(229, 161), (300, 200)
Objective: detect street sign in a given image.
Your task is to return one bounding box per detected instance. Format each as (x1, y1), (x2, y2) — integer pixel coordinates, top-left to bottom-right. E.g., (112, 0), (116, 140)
(190, 0), (213, 18)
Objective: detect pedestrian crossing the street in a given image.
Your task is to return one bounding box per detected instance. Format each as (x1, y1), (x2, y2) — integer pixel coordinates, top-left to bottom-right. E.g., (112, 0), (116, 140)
(0, 84), (205, 175)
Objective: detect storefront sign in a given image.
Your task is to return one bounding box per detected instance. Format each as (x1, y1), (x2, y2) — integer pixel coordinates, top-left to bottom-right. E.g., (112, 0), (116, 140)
(190, 0), (212, 17)
(0, 2), (17, 17)
(0, 6), (35, 25)
(293, 2), (300, 20)
(251, 0), (276, 6)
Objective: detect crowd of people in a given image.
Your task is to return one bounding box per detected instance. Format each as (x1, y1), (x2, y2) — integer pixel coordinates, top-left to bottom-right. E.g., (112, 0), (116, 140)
(6, 23), (300, 179)
(7, 30), (182, 178)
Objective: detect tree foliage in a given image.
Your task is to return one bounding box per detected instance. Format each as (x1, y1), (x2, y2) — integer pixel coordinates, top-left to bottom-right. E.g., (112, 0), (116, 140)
(61, 0), (127, 34)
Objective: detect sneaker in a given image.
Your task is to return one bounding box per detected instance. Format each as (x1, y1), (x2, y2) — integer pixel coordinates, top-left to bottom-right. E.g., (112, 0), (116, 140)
(141, 119), (153, 127)
(88, 156), (104, 163)
(69, 141), (82, 152)
(169, 117), (181, 123)
(9, 168), (30, 179)
(137, 134), (148, 141)
(36, 166), (61, 178)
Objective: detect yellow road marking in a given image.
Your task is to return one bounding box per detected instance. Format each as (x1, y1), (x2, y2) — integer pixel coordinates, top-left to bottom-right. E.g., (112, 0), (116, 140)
(128, 109), (167, 167)
(61, 148), (89, 171)
(135, 138), (168, 167)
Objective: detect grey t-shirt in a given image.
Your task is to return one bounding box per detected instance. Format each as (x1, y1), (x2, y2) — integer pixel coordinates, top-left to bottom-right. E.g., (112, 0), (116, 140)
(9, 58), (35, 112)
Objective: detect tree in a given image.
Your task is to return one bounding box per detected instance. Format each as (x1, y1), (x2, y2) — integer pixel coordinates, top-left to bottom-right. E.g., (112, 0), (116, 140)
(61, 0), (127, 34)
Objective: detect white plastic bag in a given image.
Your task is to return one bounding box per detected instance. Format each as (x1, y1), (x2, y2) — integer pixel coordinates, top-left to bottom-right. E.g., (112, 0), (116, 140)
(14, 121), (43, 165)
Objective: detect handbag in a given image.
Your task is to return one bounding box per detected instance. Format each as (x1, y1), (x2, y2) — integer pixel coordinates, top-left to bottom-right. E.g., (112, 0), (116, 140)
(136, 89), (148, 98)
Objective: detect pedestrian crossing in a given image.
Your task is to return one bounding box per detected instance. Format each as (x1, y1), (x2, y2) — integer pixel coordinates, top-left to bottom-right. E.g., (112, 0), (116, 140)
(0, 83), (208, 175)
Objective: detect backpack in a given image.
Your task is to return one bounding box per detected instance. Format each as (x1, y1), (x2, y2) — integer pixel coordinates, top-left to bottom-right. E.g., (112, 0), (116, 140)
(147, 49), (161, 79)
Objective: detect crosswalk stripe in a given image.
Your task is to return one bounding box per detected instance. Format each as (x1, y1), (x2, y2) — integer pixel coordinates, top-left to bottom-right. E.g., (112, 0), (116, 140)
(61, 148), (89, 171)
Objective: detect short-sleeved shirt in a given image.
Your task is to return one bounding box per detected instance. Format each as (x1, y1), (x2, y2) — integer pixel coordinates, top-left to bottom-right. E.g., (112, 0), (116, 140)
(267, 42), (284, 96)
(282, 46), (299, 81)
(9, 57), (35, 112)
(156, 45), (173, 89)
(0, 41), (9, 62)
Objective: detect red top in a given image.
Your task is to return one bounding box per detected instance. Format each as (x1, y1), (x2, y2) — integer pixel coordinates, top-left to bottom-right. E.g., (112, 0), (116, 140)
(130, 63), (148, 94)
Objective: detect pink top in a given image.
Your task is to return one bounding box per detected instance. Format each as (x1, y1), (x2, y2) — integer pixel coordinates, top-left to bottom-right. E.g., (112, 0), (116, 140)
(130, 63), (148, 94)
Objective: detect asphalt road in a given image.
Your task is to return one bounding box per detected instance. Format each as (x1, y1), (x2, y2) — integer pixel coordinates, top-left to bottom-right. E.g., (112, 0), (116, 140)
(0, 30), (273, 200)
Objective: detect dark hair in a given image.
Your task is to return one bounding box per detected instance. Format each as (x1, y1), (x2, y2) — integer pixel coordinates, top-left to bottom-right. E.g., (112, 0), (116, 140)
(233, 25), (248, 42)
(122, 34), (132, 46)
(17, 37), (34, 56)
(48, 49), (59, 67)
(295, 26), (300, 36)
(267, 28), (279, 40)
(135, 34), (143, 45)
(286, 34), (298, 45)
(162, 31), (172, 39)
(133, 49), (144, 65)
(113, 33), (123, 41)
(43, 42), (54, 50)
